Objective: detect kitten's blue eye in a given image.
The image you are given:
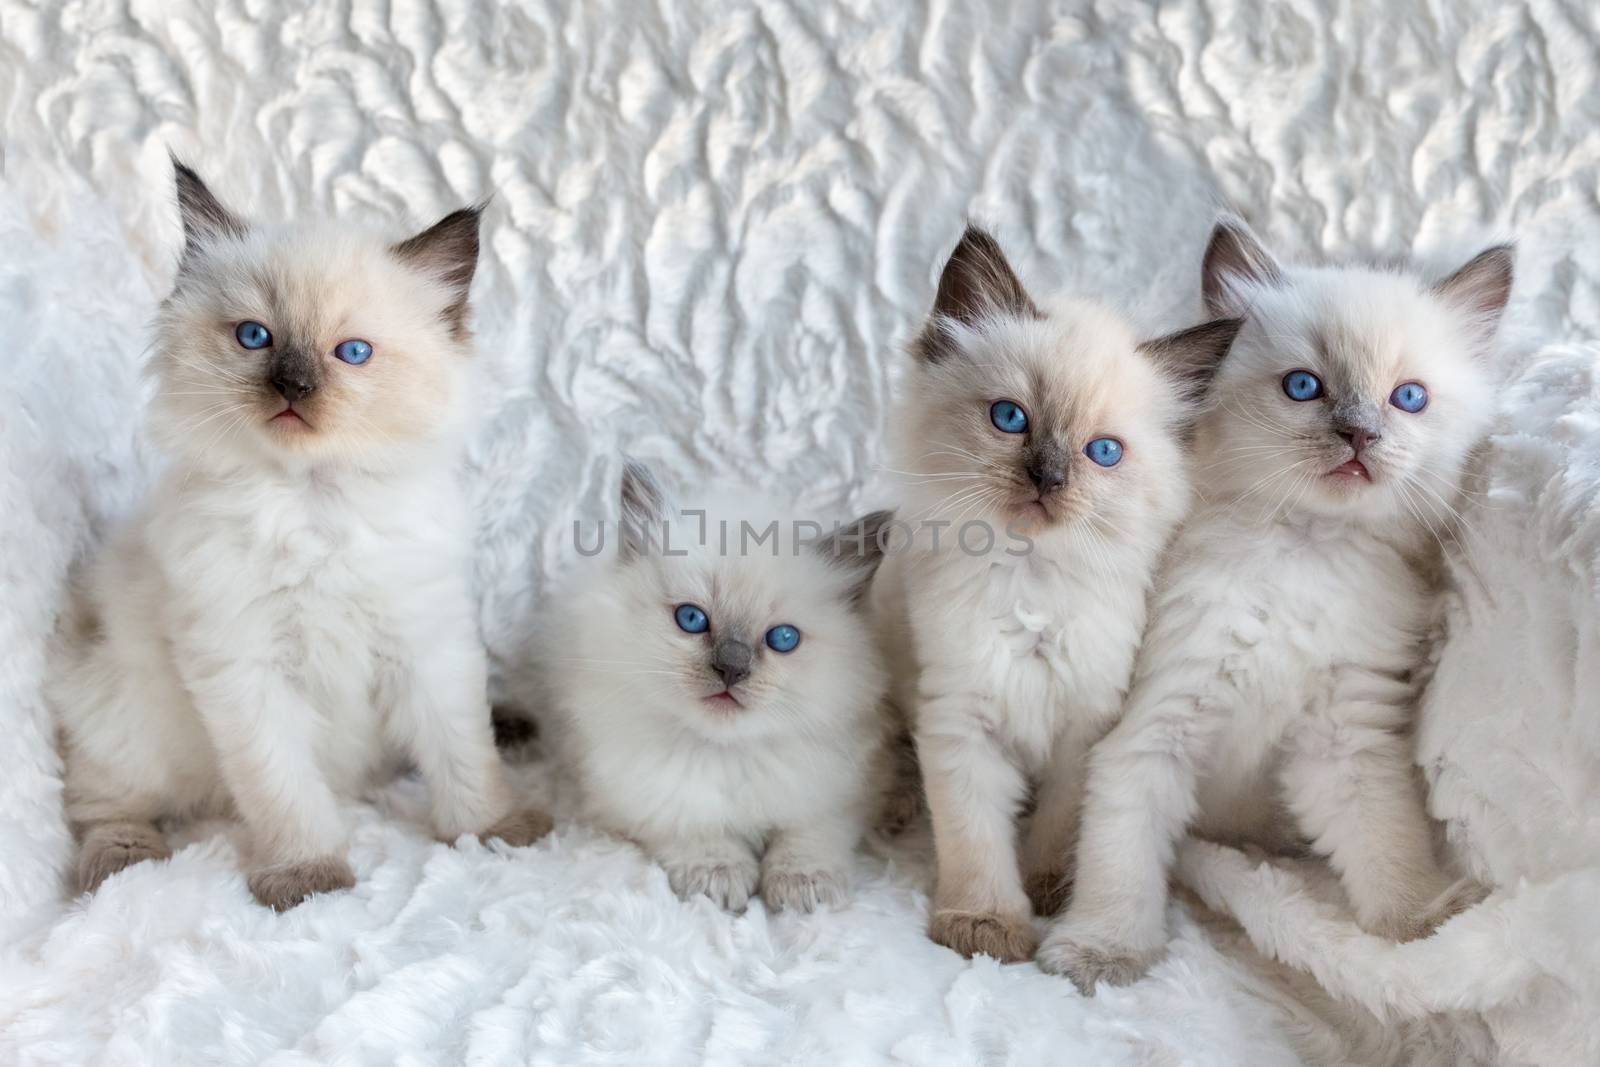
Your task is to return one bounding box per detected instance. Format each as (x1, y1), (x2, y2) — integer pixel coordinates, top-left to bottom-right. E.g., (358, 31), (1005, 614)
(1085, 437), (1124, 468)
(674, 603), (709, 634)
(1390, 381), (1428, 413)
(990, 400), (1028, 434)
(235, 321), (272, 350)
(335, 339), (373, 365)
(1282, 370), (1324, 402)
(765, 624), (801, 653)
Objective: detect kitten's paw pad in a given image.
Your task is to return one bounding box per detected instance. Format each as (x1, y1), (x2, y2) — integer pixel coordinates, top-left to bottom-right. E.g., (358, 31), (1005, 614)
(1023, 865), (1073, 917)
(761, 868), (846, 912)
(1036, 930), (1161, 994)
(480, 808), (554, 849)
(928, 909), (1038, 962)
(1368, 879), (1489, 942)
(248, 857), (355, 911)
(77, 823), (171, 893)
(666, 859), (760, 911)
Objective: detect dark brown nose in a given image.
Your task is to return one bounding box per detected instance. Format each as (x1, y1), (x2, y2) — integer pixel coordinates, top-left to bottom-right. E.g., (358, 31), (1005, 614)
(1335, 425), (1380, 453)
(1024, 441), (1069, 496)
(270, 373), (315, 403)
(1027, 464), (1065, 495)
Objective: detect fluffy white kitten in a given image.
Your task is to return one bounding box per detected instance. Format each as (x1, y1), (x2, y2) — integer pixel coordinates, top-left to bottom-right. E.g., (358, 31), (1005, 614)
(873, 227), (1241, 961)
(548, 464), (889, 912)
(1038, 216), (1512, 991)
(48, 161), (549, 910)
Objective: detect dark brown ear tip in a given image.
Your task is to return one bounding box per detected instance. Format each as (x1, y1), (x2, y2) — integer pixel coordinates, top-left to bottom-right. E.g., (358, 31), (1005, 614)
(953, 222), (1002, 255)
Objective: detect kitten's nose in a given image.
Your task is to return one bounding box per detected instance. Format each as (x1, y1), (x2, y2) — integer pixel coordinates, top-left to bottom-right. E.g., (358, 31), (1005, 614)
(270, 373), (316, 403)
(1026, 462), (1067, 496)
(1335, 425), (1380, 453)
(711, 638), (753, 689)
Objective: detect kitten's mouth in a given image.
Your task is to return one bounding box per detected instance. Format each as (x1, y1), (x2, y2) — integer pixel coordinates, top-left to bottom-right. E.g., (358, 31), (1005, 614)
(270, 405), (311, 429)
(703, 690), (744, 711)
(1327, 459), (1371, 481)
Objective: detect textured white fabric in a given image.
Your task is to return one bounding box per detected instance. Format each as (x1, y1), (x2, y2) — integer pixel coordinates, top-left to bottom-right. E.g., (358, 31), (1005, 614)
(3, 1), (1599, 1063)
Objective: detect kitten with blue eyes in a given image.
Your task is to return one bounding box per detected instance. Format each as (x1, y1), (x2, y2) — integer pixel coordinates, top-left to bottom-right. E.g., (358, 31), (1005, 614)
(545, 463), (890, 912)
(46, 161), (549, 909)
(1037, 216), (1511, 992)
(872, 227), (1242, 962)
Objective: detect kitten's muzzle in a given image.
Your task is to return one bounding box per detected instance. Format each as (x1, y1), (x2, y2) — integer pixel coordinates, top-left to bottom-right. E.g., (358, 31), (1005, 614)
(710, 637), (754, 688)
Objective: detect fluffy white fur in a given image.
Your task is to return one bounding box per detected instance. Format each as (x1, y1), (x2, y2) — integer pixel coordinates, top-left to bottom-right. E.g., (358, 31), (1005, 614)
(46, 164), (546, 909)
(874, 228), (1238, 961)
(6, 1), (1598, 1061)
(1172, 345), (1600, 1067)
(545, 465), (889, 912)
(1038, 217), (1513, 991)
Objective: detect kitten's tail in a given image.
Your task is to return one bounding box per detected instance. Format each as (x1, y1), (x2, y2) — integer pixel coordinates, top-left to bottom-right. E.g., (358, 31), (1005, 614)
(1173, 839), (1556, 1024)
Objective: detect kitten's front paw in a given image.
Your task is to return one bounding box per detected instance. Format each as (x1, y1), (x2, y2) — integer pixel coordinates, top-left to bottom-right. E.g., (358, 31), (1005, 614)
(479, 807), (554, 849)
(248, 856), (355, 911)
(665, 857), (761, 911)
(77, 822), (172, 893)
(1023, 864), (1073, 918)
(1365, 878), (1489, 942)
(928, 909), (1038, 962)
(1035, 926), (1163, 994)
(761, 867), (846, 913)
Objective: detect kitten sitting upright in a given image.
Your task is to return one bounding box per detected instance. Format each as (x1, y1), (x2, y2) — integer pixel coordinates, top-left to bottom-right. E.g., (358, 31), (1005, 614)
(874, 226), (1241, 962)
(547, 464), (890, 912)
(1038, 217), (1510, 992)
(48, 161), (549, 910)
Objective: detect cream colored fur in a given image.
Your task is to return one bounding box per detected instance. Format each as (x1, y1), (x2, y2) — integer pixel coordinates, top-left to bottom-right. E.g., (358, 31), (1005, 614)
(545, 466), (889, 913)
(875, 228), (1235, 961)
(1037, 217), (1512, 990)
(46, 164), (543, 909)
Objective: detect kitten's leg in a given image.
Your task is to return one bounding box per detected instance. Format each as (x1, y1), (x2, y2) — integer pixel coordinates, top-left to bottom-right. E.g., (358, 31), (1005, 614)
(193, 672), (356, 911)
(653, 832), (762, 911)
(762, 811), (859, 912)
(1284, 699), (1482, 941)
(383, 636), (552, 848)
(873, 702), (924, 837)
(918, 717), (1036, 962)
(1020, 732), (1091, 917)
(1036, 683), (1219, 992)
(75, 819), (172, 892)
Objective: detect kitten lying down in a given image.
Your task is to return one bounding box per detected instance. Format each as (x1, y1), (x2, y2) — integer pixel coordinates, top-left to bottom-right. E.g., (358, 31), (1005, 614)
(48, 161), (549, 910)
(546, 464), (890, 912)
(1038, 217), (1512, 991)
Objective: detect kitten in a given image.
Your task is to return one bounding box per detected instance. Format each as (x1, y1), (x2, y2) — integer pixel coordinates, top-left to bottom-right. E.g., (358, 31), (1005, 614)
(547, 463), (889, 912)
(47, 161), (550, 910)
(1037, 216), (1511, 991)
(872, 227), (1241, 961)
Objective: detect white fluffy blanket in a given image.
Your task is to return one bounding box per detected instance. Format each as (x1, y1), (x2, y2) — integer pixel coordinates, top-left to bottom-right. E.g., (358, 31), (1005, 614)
(3, 1), (1598, 1063)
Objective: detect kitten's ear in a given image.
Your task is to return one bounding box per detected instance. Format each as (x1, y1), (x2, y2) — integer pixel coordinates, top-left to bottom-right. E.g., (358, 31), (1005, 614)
(619, 460), (669, 563)
(914, 226), (1039, 362)
(1434, 244), (1514, 347)
(1139, 317), (1243, 395)
(815, 509), (893, 606)
(1201, 214), (1284, 318)
(171, 156), (246, 260)
(392, 204), (484, 338)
